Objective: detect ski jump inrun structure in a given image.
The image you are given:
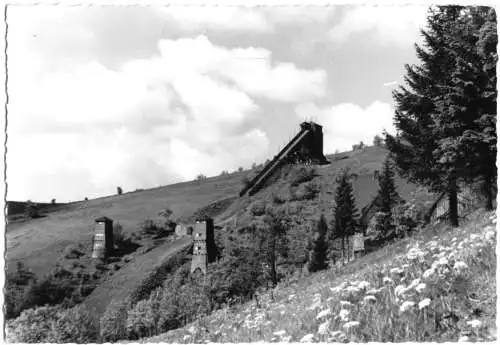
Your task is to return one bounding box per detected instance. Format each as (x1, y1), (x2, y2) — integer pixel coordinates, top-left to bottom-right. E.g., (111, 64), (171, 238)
(240, 121), (329, 197)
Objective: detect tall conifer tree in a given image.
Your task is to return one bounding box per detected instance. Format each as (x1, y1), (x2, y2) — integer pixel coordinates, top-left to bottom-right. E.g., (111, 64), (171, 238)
(331, 169), (359, 263)
(386, 6), (497, 225)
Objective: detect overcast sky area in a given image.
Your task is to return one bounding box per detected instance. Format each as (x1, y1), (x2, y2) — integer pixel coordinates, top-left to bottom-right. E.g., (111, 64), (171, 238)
(7, 5), (429, 202)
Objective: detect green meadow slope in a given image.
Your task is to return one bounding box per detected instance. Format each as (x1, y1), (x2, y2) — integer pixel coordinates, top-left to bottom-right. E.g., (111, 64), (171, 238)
(142, 209), (497, 343)
(5, 171), (246, 277)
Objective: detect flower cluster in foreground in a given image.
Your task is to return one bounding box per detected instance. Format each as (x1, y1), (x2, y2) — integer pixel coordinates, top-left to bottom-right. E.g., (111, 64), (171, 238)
(143, 211), (496, 343)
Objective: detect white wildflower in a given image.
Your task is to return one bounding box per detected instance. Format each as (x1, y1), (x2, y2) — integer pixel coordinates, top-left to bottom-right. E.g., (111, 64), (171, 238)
(453, 261), (469, 275)
(273, 330), (286, 336)
(330, 283), (346, 294)
(340, 300), (353, 308)
(467, 319), (482, 328)
(300, 334), (315, 342)
(343, 321), (360, 329)
(458, 335), (470, 342)
(345, 285), (360, 294)
(288, 294), (296, 301)
(366, 288), (380, 295)
(316, 308), (332, 320)
(338, 309), (350, 321)
(436, 257), (449, 266)
(318, 320), (330, 335)
(408, 278), (421, 289)
(400, 301), (415, 313)
(395, 284), (407, 296)
(330, 330), (345, 338)
(418, 298), (431, 309)
(363, 295), (377, 303)
(390, 267), (404, 275)
(422, 268), (435, 280)
(383, 276), (394, 285)
(188, 325), (197, 334)
(415, 283), (426, 293)
(428, 240), (438, 248)
(306, 300), (322, 311)
(407, 248), (426, 261)
(485, 230), (495, 242)
(358, 281), (370, 290)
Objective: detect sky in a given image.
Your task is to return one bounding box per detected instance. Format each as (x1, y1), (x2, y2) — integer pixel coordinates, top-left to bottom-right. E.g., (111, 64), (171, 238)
(6, 4), (429, 202)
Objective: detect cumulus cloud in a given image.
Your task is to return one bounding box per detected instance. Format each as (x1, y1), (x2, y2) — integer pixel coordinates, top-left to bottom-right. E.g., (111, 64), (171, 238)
(8, 6), (327, 201)
(295, 101), (395, 153)
(329, 5), (427, 46)
(158, 6), (334, 33)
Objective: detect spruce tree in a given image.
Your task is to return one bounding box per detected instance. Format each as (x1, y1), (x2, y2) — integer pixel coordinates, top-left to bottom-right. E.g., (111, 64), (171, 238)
(331, 169), (359, 263)
(308, 215), (328, 272)
(377, 157), (399, 214)
(386, 6), (496, 225)
(434, 7), (497, 211)
(374, 157), (400, 239)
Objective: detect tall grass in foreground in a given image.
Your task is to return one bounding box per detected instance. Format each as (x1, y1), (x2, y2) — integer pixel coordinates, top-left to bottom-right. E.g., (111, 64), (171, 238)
(143, 210), (496, 343)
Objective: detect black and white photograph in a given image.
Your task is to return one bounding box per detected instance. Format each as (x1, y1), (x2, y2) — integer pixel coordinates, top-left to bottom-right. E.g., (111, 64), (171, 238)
(3, 0), (497, 343)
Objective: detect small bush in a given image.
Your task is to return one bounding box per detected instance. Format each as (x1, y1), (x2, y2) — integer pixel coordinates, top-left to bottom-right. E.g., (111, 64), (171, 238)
(195, 174), (207, 181)
(288, 166), (317, 187)
(250, 200), (266, 216)
(241, 175), (252, 189)
(272, 193), (288, 205)
(63, 244), (85, 259)
(24, 202), (40, 219)
(295, 181), (320, 200)
(113, 222), (125, 245)
(6, 305), (98, 343)
(117, 186), (123, 195)
(100, 299), (131, 342)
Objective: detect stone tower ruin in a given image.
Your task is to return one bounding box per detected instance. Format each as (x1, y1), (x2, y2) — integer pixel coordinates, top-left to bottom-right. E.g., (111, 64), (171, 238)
(190, 218), (216, 274)
(92, 216), (114, 260)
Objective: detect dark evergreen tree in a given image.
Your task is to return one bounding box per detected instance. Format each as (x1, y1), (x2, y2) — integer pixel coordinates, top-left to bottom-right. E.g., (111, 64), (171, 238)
(330, 169), (359, 263)
(308, 215), (328, 272)
(386, 6), (497, 225)
(372, 157), (400, 239)
(434, 7), (497, 211)
(377, 157), (400, 214)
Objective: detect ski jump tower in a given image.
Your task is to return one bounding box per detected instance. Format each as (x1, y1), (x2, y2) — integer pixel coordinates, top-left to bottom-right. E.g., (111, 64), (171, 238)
(240, 121), (329, 197)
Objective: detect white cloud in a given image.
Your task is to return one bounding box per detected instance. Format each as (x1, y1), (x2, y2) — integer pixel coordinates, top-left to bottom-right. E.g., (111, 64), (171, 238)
(158, 6), (334, 33)
(158, 6), (273, 33)
(329, 5), (427, 46)
(12, 21), (327, 200)
(152, 36), (326, 102)
(295, 101), (395, 153)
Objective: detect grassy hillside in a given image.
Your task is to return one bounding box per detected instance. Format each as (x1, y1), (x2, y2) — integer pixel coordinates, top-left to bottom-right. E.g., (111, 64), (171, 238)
(142, 209), (497, 343)
(6, 146), (405, 278)
(5, 146), (428, 326)
(5, 171), (246, 277)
